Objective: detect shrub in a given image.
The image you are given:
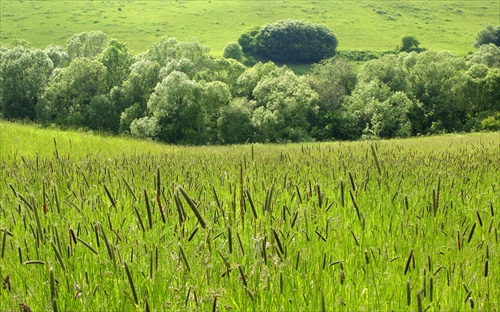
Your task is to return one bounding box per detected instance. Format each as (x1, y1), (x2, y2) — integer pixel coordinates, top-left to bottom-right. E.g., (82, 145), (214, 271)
(475, 25), (500, 48)
(239, 19), (338, 63)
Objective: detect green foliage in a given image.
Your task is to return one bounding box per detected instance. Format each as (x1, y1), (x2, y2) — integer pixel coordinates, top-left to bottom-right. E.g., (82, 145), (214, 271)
(136, 71), (202, 143)
(217, 98), (253, 144)
(460, 64), (500, 116)
(87, 94), (118, 131)
(199, 81), (233, 142)
(97, 38), (135, 89)
(238, 26), (262, 55)
(0, 46), (53, 120)
(467, 43), (500, 68)
(308, 57), (357, 111)
(119, 102), (144, 134)
(196, 57), (246, 93)
(357, 53), (407, 92)
(222, 42), (245, 62)
(345, 81), (414, 139)
(251, 67), (319, 142)
(405, 50), (467, 131)
(37, 58), (107, 127)
(242, 19), (338, 63)
(142, 37), (210, 69)
(474, 25), (500, 48)
(235, 61), (281, 99)
(480, 111), (500, 130)
(399, 35), (423, 52)
(44, 44), (70, 68)
(66, 31), (108, 60)
(306, 57), (358, 140)
(119, 60), (161, 109)
(2, 31), (499, 145)
(159, 58), (197, 80)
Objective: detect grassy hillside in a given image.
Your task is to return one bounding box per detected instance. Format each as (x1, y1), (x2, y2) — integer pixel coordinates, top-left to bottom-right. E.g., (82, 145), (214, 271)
(1, 0), (498, 56)
(1, 120), (499, 311)
(1, 120), (498, 160)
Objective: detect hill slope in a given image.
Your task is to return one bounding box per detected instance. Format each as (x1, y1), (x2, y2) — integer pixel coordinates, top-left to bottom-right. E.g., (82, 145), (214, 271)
(1, 120), (498, 160)
(1, 0), (498, 56)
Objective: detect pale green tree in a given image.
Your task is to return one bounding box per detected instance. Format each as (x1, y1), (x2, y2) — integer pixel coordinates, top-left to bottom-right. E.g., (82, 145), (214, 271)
(97, 38), (135, 89)
(358, 54), (408, 92)
(251, 68), (319, 142)
(235, 61), (281, 98)
(467, 43), (500, 68)
(67, 31), (108, 60)
(199, 81), (232, 142)
(344, 81), (415, 138)
(133, 71), (202, 143)
(222, 42), (245, 62)
(44, 44), (70, 68)
(306, 57), (358, 140)
(196, 57), (246, 93)
(159, 58), (197, 80)
(0, 46), (53, 120)
(403, 50), (467, 131)
(141, 37), (210, 69)
(117, 60), (161, 133)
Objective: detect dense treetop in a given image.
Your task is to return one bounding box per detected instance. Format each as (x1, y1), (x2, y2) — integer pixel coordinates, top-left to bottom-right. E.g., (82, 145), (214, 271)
(238, 19), (338, 63)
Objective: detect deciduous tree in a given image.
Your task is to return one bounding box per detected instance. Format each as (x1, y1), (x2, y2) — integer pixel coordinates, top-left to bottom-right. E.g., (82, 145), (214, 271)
(67, 31), (108, 60)
(0, 47), (53, 120)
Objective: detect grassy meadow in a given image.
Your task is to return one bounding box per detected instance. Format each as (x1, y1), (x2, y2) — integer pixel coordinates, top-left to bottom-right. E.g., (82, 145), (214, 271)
(0, 121), (499, 310)
(1, 0), (498, 56)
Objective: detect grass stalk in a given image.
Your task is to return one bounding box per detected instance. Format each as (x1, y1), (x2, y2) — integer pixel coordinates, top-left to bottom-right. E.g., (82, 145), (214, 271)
(49, 267), (58, 312)
(124, 261), (139, 306)
(179, 245), (191, 273)
(50, 239), (66, 271)
(178, 186), (206, 229)
(370, 143), (382, 176)
(103, 184), (116, 209)
(76, 237), (98, 255)
(1, 229), (6, 259)
(144, 189), (153, 230)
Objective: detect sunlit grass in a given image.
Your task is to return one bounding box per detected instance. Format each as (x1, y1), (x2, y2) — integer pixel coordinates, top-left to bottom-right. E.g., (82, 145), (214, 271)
(0, 121), (498, 310)
(1, 0), (497, 56)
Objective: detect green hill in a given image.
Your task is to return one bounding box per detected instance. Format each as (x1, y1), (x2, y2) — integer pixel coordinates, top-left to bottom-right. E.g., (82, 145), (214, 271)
(1, 0), (498, 56)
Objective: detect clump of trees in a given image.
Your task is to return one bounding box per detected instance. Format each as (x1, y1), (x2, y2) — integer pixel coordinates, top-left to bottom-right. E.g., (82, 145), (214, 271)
(475, 25), (500, 48)
(238, 19), (338, 63)
(1, 28), (499, 145)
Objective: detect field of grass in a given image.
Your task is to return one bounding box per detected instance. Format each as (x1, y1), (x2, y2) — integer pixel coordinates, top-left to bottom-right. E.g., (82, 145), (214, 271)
(0, 121), (499, 310)
(1, 0), (498, 57)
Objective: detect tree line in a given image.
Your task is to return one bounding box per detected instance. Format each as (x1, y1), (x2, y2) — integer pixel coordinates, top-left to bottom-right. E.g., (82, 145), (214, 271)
(1, 25), (499, 144)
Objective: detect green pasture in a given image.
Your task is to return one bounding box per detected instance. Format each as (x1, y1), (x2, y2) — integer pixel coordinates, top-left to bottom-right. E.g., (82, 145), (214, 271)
(0, 121), (499, 310)
(1, 0), (498, 57)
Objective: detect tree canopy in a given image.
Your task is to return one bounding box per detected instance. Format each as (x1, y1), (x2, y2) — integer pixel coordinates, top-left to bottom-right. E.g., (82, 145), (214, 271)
(475, 25), (500, 48)
(1, 29), (499, 144)
(239, 19), (338, 63)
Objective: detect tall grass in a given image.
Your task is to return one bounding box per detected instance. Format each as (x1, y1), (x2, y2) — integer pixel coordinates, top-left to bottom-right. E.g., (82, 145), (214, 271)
(0, 121), (498, 310)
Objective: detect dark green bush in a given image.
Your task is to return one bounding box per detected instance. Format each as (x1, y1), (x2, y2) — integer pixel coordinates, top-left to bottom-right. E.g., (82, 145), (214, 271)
(239, 19), (338, 63)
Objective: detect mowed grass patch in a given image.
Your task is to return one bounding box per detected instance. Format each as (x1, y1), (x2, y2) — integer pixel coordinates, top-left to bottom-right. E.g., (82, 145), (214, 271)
(1, 0), (498, 56)
(0, 121), (499, 310)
